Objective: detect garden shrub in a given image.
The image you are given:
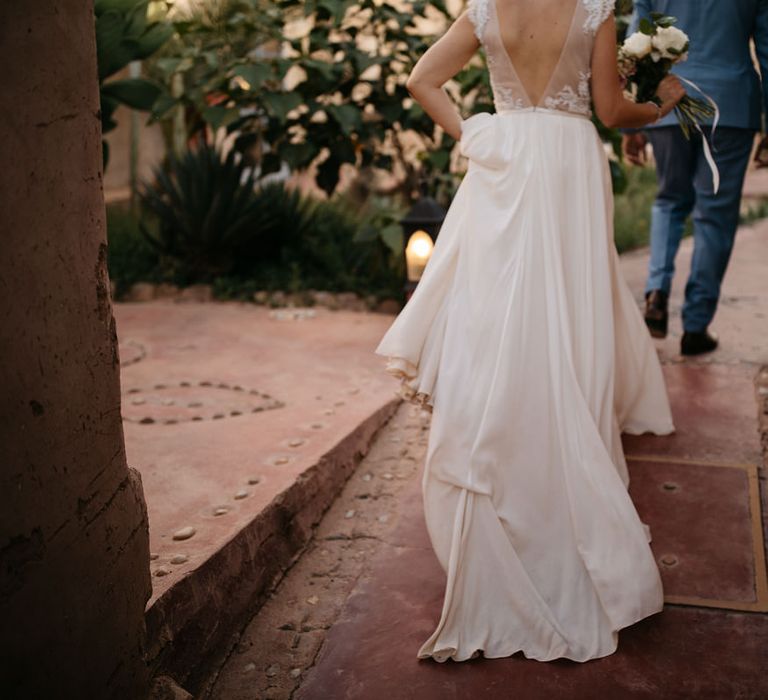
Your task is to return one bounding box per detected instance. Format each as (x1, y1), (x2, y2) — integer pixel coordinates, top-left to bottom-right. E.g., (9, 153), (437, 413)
(131, 140), (405, 298)
(106, 203), (162, 295)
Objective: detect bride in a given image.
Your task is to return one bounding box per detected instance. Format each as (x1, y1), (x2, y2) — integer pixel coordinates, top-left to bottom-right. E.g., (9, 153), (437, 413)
(374, 0), (685, 662)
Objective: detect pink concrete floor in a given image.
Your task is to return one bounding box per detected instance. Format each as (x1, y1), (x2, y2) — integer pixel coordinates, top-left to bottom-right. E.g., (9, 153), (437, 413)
(296, 220), (768, 698)
(114, 303), (396, 605)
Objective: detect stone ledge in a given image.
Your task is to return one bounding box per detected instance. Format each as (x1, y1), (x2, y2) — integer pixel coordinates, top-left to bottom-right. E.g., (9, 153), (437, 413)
(145, 396), (400, 694)
(117, 281), (402, 314)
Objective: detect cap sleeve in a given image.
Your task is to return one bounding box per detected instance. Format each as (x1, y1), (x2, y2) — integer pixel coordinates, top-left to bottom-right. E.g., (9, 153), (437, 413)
(466, 0), (490, 42)
(583, 0), (615, 34)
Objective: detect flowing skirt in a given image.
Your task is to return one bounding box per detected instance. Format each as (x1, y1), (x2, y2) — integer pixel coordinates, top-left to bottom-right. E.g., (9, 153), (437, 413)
(374, 109), (675, 662)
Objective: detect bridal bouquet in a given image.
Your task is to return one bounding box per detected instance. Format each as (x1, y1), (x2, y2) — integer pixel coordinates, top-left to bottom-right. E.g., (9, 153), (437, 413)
(618, 13), (716, 139)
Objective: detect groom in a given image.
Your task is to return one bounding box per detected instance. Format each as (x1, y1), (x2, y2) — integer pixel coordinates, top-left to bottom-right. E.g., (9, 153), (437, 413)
(622, 0), (768, 355)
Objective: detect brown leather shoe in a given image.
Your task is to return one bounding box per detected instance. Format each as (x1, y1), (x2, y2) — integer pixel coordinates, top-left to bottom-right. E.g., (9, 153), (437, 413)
(644, 290), (668, 339)
(681, 330), (719, 356)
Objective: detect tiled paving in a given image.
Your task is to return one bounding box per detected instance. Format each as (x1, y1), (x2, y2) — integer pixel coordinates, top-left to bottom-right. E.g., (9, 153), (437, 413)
(628, 456), (767, 610)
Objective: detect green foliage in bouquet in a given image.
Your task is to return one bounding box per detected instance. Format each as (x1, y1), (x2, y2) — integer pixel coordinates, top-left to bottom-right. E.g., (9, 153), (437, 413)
(94, 0), (172, 168)
(614, 0), (635, 40)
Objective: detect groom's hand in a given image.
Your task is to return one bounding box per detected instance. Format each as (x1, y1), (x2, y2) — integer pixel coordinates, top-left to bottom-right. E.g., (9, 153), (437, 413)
(622, 132), (648, 166)
(754, 135), (768, 169)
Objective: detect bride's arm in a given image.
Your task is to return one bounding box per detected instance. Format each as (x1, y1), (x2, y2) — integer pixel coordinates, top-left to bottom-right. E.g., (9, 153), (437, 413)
(591, 14), (685, 129)
(406, 13), (479, 141)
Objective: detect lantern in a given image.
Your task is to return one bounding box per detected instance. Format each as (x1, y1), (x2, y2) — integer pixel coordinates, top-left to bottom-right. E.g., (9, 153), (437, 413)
(400, 195), (446, 299)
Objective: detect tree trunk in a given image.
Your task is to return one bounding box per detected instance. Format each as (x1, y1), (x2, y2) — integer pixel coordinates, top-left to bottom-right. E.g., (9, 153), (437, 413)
(0, 3), (151, 698)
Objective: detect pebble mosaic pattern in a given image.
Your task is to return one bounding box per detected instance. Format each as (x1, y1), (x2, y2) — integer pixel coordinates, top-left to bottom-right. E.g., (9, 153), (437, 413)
(118, 339), (147, 367)
(122, 380), (284, 425)
(146, 381), (373, 583)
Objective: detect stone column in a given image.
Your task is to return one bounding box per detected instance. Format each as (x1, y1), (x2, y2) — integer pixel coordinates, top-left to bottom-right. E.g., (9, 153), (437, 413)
(0, 3), (151, 698)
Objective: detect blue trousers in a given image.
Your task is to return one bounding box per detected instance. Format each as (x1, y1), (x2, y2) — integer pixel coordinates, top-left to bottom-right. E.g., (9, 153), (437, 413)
(644, 126), (754, 332)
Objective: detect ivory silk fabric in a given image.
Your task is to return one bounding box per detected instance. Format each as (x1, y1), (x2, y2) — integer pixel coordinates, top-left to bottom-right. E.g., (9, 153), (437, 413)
(374, 0), (675, 662)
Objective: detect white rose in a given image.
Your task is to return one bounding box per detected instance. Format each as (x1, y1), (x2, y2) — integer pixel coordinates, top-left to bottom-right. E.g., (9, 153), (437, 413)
(622, 31), (653, 59)
(652, 26), (689, 60)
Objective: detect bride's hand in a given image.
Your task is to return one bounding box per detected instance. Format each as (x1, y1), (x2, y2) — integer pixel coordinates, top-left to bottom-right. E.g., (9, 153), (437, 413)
(656, 75), (686, 117)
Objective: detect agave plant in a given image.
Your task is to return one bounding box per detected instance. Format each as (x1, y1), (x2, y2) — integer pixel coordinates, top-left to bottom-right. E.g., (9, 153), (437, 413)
(139, 140), (313, 281)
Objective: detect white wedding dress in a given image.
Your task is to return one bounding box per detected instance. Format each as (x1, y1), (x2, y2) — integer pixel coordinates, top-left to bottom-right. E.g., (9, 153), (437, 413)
(374, 0), (675, 663)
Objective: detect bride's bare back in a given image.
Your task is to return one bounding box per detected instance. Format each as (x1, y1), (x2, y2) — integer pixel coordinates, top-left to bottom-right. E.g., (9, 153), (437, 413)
(494, 0), (579, 105)
(467, 0), (609, 115)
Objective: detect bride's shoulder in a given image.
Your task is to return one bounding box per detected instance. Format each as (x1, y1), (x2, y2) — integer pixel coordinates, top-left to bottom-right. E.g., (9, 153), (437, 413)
(582, 0), (616, 35)
(464, 0), (615, 40)
(466, 0), (491, 42)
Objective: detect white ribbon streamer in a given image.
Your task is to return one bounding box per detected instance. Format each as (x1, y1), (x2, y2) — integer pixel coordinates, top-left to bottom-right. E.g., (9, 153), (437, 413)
(678, 76), (721, 195)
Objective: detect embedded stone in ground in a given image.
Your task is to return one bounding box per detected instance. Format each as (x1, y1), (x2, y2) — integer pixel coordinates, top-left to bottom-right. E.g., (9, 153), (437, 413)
(172, 526), (196, 541)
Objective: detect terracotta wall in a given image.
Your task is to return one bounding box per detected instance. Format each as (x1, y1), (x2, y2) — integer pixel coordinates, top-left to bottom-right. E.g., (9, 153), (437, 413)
(0, 3), (151, 698)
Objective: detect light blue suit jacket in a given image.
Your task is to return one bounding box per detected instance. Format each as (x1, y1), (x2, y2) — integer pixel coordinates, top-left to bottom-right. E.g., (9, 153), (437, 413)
(629, 0), (768, 130)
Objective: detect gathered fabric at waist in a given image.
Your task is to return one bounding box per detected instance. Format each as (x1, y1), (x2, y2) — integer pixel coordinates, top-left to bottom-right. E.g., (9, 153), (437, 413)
(495, 106), (591, 121)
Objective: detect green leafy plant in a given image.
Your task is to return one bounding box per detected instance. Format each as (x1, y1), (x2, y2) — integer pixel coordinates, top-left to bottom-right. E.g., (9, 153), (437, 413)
(95, 0), (172, 167)
(146, 0), (474, 200)
(139, 139), (311, 281)
(135, 137), (405, 296)
(106, 203), (163, 294)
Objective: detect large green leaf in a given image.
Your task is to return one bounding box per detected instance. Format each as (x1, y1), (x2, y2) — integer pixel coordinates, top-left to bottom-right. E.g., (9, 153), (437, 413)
(325, 104), (362, 135)
(639, 17), (655, 35)
(101, 77), (162, 110)
(154, 57), (184, 76)
(95, 10), (133, 80)
(380, 223), (404, 255)
(132, 23), (174, 60)
(95, 0), (146, 16)
(99, 94), (121, 133)
(233, 63), (271, 90)
(302, 58), (337, 82)
(202, 105), (242, 130)
(318, 0), (347, 23)
(262, 92), (303, 121)
(124, 0), (150, 38)
(427, 148), (450, 171)
(281, 141), (320, 169)
(150, 93), (178, 121)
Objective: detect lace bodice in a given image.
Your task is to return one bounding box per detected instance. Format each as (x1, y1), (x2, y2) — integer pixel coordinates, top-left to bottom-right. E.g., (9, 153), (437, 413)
(467, 0), (615, 117)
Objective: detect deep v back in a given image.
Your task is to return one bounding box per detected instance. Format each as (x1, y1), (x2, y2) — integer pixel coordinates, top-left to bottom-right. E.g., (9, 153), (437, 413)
(467, 0), (615, 116)
(493, 0), (580, 106)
